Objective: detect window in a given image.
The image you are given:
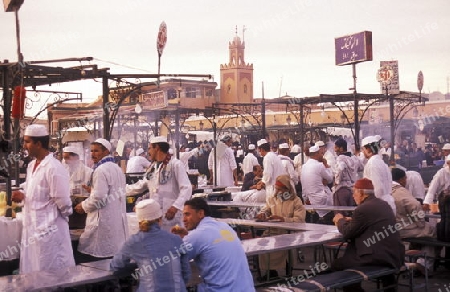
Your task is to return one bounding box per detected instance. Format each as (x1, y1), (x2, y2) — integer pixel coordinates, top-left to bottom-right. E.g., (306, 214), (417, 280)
(185, 87), (197, 98)
(167, 88), (177, 99)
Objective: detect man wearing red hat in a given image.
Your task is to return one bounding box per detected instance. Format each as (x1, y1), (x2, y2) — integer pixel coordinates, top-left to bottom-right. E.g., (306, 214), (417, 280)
(332, 178), (404, 292)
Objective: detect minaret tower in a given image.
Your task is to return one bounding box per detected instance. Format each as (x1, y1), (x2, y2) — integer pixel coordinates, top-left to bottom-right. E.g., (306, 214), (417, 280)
(220, 26), (254, 103)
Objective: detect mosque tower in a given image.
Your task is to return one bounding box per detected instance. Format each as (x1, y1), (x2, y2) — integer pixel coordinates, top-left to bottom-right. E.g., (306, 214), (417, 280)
(220, 26), (254, 103)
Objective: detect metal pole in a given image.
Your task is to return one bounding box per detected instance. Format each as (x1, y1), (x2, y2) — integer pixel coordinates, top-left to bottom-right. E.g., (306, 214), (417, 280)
(213, 112), (217, 186)
(388, 85), (395, 164)
(102, 75), (110, 140)
(300, 105), (305, 164)
(2, 62), (13, 217)
(175, 107), (180, 159)
(352, 63), (360, 149)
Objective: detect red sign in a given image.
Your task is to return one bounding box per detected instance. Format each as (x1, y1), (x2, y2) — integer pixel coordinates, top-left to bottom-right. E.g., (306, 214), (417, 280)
(417, 71), (424, 92)
(157, 21), (167, 56)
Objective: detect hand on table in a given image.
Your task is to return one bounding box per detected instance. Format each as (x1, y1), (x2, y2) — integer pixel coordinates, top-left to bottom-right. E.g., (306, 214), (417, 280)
(268, 215), (285, 222)
(333, 213), (344, 225)
(255, 213), (267, 221)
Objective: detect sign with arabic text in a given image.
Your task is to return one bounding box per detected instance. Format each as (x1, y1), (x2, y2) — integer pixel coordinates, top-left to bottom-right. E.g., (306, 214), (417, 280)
(335, 31), (372, 66)
(379, 61), (400, 94)
(140, 91), (167, 109)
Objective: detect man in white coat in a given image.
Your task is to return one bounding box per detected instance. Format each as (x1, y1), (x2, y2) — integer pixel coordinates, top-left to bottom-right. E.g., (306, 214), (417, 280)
(74, 138), (128, 261)
(62, 145), (92, 196)
(361, 135), (396, 214)
(208, 135), (238, 186)
(423, 154), (450, 211)
(242, 143), (259, 175)
(126, 136), (192, 231)
(301, 145), (334, 223)
(256, 139), (285, 196)
(126, 147), (151, 173)
(278, 143), (298, 191)
(12, 124), (75, 274)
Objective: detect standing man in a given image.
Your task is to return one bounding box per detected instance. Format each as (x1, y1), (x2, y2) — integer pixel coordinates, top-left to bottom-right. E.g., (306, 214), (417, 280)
(278, 142), (298, 191)
(62, 145), (92, 196)
(257, 139), (285, 196)
(242, 143), (259, 175)
(423, 154), (450, 211)
(301, 145), (334, 224)
(12, 124), (75, 274)
(126, 136), (192, 231)
(126, 147), (151, 173)
(361, 135), (396, 214)
(332, 138), (357, 209)
(208, 135), (238, 186)
(74, 138), (128, 262)
(172, 198), (255, 292)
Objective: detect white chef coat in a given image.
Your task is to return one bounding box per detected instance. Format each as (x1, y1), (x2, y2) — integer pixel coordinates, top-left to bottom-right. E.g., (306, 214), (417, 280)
(126, 157), (192, 231)
(242, 152), (259, 175)
(126, 155), (151, 173)
(261, 151), (285, 195)
(405, 170), (425, 200)
(20, 154), (75, 274)
(301, 158), (334, 217)
(208, 142), (237, 187)
(363, 154), (396, 214)
(424, 166), (450, 204)
(64, 160), (93, 196)
(78, 156), (128, 257)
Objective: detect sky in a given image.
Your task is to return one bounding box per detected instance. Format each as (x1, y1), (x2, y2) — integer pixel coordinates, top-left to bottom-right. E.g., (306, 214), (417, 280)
(1, 0), (449, 116)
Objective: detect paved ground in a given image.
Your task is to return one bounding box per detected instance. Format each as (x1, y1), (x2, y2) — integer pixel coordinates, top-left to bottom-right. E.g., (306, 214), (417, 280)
(253, 246), (450, 292)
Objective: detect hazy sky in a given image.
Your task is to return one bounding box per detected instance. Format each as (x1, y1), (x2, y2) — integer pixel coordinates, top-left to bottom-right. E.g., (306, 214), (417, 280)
(1, 0), (449, 108)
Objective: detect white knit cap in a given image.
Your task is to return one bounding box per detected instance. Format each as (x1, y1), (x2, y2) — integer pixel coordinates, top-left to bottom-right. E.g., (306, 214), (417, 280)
(24, 124), (48, 137)
(136, 148), (144, 156)
(257, 139), (269, 147)
(279, 143), (289, 149)
(248, 144), (256, 150)
(315, 141), (325, 147)
(309, 145), (320, 153)
(442, 143), (450, 150)
(135, 199), (162, 221)
(94, 138), (112, 152)
(361, 136), (379, 147)
(63, 146), (80, 156)
(150, 136), (168, 144)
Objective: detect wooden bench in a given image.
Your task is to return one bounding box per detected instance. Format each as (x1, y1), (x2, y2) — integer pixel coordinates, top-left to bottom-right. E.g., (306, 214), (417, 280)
(256, 265), (398, 292)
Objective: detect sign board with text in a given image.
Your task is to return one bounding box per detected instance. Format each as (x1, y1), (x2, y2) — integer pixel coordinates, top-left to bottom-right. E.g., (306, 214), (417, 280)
(379, 60), (400, 94)
(335, 31), (373, 66)
(140, 91), (168, 109)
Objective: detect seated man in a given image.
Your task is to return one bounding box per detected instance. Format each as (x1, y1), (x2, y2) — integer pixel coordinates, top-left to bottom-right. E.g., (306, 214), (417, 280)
(391, 168), (436, 274)
(332, 178), (404, 292)
(255, 174), (306, 279)
(110, 199), (190, 291)
(234, 165), (266, 202)
(171, 198), (255, 292)
(242, 165), (263, 191)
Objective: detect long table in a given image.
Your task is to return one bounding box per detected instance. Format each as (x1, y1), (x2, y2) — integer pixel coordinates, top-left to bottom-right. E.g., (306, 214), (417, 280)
(0, 264), (117, 292)
(216, 218), (339, 233)
(241, 230), (342, 256)
(207, 201), (356, 212)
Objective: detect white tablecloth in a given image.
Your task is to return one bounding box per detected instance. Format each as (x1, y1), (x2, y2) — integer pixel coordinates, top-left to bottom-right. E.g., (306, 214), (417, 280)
(0, 216), (22, 261)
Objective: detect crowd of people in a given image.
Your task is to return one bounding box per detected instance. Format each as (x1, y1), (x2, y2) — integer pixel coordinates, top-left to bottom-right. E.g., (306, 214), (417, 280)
(9, 123), (450, 291)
